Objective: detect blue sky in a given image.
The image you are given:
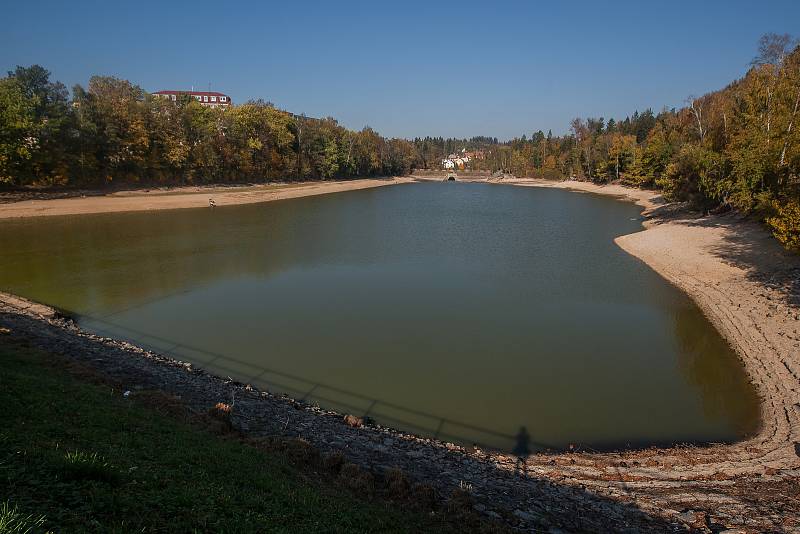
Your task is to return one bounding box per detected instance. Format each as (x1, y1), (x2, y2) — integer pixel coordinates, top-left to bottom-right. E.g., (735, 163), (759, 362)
(2, 0), (798, 139)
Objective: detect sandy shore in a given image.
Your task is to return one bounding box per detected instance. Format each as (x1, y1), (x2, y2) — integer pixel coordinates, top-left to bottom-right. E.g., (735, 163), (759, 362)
(0, 178), (413, 219)
(494, 178), (800, 528)
(1, 176), (799, 531)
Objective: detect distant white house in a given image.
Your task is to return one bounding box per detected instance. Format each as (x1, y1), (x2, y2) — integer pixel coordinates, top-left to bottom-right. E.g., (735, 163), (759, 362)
(152, 90), (232, 109)
(442, 148), (475, 170)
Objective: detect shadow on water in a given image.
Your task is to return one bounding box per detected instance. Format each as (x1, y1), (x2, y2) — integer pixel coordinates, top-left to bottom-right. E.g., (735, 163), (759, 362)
(3, 280), (760, 456)
(0, 307), (685, 532)
(65, 299), (758, 455)
(61, 302), (551, 454)
(672, 304), (761, 438)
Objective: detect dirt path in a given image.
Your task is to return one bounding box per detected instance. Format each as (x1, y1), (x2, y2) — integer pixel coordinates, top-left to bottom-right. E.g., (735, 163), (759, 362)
(0, 178), (412, 219)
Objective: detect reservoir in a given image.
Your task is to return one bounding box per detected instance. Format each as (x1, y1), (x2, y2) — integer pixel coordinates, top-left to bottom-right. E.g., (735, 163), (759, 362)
(0, 182), (759, 451)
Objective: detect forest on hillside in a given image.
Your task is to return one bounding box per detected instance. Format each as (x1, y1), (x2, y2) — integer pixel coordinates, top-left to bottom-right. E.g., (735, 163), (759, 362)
(0, 34), (798, 249)
(418, 35), (800, 250)
(0, 68), (419, 187)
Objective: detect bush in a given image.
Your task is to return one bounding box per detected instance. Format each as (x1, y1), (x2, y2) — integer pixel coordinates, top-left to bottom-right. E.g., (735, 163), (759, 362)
(658, 145), (723, 210)
(621, 172), (654, 188)
(766, 197), (800, 252)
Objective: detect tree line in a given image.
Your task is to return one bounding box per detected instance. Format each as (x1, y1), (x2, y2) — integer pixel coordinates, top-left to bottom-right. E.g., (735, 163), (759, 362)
(0, 67), (418, 188)
(412, 35), (800, 251)
(1, 34), (798, 250)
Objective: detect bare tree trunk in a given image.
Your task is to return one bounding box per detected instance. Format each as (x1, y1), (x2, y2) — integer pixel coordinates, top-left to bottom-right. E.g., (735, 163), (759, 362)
(585, 148), (592, 179)
(780, 90), (800, 167)
(689, 98), (705, 142)
(766, 86), (773, 141)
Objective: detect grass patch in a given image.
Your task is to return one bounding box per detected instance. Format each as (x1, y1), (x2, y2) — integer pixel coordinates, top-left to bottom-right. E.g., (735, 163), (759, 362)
(59, 451), (119, 484)
(0, 338), (467, 532)
(0, 502), (47, 534)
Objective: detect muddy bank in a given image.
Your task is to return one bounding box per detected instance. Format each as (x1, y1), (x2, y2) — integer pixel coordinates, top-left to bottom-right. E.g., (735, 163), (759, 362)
(0, 178), (412, 219)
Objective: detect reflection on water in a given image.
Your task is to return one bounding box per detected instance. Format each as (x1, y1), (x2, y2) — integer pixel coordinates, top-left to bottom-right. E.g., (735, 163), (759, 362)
(672, 306), (760, 437)
(0, 183), (760, 450)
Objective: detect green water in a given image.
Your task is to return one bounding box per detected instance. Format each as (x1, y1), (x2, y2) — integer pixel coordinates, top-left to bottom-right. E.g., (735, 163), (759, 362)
(0, 182), (759, 451)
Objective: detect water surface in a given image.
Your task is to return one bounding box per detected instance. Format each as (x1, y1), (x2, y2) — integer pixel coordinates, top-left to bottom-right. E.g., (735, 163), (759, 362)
(0, 182), (759, 450)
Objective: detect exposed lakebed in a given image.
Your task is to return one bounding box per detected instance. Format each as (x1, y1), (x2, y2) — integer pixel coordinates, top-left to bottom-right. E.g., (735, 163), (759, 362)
(0, 182), (759, 450)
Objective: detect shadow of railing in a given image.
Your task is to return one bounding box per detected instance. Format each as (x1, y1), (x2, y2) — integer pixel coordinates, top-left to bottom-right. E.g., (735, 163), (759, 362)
(0, 291), (559, 453)
(2, 295), (698, 532)
(62, 309), (554, 454)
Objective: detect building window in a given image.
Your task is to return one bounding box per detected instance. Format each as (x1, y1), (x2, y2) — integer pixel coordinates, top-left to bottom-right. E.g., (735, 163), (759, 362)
(203, 96), (208, 102)
(211, 96), (217, 102)
(221, 96), (226, 102)
(171, 94), (176, 101)
(195, 95), (201, 100)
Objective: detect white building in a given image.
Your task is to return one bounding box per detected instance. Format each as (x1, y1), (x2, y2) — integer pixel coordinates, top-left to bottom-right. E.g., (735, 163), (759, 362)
(152, 90), (232, 109)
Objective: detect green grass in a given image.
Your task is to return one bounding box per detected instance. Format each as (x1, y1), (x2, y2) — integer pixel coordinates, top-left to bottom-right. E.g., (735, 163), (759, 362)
(0, 339), (463, 533)
(59, 451), (120, 485)
(0, 502), (46, 534)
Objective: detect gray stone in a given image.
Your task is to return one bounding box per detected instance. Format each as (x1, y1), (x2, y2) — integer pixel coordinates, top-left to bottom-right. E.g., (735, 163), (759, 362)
(514, 509), (536, 522)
